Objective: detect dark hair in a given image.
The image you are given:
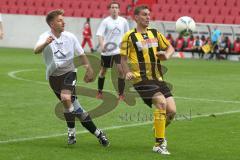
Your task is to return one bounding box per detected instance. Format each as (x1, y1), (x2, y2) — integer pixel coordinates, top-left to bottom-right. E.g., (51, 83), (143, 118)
(108, 1), (120, 9)
(134, 5), (149, 15)
(46, 9), (64, 26)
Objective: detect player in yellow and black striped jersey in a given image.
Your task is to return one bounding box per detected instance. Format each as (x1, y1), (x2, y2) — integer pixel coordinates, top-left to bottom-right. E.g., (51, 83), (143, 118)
(120, 5), (176, 155)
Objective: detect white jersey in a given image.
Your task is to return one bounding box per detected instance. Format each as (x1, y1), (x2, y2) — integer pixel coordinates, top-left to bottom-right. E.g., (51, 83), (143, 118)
(96, 16), (129, 56)
(34, 31), (84, 79)
(0, 14), (2, 22)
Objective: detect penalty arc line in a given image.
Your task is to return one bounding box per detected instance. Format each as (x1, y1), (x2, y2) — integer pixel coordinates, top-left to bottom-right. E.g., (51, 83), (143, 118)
(7, 69), (240, 104)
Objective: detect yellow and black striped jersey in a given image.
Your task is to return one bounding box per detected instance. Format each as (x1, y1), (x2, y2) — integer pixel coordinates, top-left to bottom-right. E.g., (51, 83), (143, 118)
(120, 28), (170, 84)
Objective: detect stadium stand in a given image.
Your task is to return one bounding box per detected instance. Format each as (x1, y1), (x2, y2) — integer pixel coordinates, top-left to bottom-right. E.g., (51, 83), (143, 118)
(0, 0), (239, 24)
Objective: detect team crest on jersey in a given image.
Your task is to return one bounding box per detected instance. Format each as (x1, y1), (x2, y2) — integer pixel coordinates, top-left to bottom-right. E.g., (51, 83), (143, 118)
(136, 38), (158, 51)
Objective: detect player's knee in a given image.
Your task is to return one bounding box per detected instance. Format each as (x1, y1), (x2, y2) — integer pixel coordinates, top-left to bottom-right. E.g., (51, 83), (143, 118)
(99, 69), (107, 77)
(152, 93), (167, 110)
(61, 94), (71, 102)
(167, 110), (176, 120)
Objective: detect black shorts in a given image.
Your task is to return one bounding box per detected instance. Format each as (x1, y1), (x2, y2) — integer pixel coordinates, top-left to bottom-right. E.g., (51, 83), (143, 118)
(49, 71), (77, 102)
(101, 54), (121, 68)
(133, 80), (173, 107)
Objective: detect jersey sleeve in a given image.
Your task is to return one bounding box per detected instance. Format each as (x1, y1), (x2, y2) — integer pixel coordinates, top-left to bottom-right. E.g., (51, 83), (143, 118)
(0, 14), (2, 22)
(124, 19), (130, 33)
(157, 32), (171, 50)
(72, 34), (84, 56)
(96, 20), (106, 36)
(120, 32), (131, 56)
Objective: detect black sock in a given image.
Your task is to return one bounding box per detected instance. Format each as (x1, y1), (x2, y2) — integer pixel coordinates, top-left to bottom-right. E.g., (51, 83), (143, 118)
(64, 112), (75, 128)
(80, 115), (97, 134)
(118, 77), (125, 95)
(98, 77), (105, 92)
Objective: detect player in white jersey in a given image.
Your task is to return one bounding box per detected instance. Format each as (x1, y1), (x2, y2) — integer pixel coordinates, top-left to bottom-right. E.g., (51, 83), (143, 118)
(96, 1), (129, 100)
(0, 13), (3, 39)
(34, 9), (109, 146)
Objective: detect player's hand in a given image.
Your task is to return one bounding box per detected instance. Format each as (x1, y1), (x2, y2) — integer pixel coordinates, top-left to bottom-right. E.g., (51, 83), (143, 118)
(156, 51), (167, 60)
(125, 72), (135, 80)
(45, 36), (54, 45)
(83, 66), (94, 83)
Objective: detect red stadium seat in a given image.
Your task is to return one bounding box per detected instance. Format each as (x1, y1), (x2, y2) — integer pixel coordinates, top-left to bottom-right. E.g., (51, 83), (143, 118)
(8, 7), (19, 14)
(34, 0), (44, 8)
(170, 6), (181, 14)
(99, 2), (109, 10)
(195, 0), (206, 6)
(190, 6), (200, 15)
(234, 17), (240, 24)
(7, 0), (18, 7)
(43, 1), (53, 8)
(225, 0), (236, 7)
(204, 16), (215, 23)
(205, 0), (216, 6)
(92, 10), (103, 18)
(199, 7), (210, 15)
(80, 1), (90, 9)
(185, 0), (196, 6)
(165, 0), (177, 5)
(210, 8), (220, 15)
(157, 0), (166, 4)
(36, 8), (47, 15)
(64, 9), (74, 17)
(0, 0), (8, 6)
(159, 5), (171, 13)
(18, 7), (28, 15)
(27, 8), (37, 15)
(17, 0), (27, 7)
(194, 15), (205, 23)
(180, 6), (191, 15)
(176, 0), (186, 6)
(216, 0), (226, 6)
(151, 4), (160, 12)
(214, 16), (224, 24)
(89, 2), (100, 11)
(229, 8), (240, 16)
(82, 10), (93, 18)
(224, 16), (235, 24)
(71, 1), (81, 9)
(73, 10), (83, 17)
(219, 7), (230, 16)
(25, 0), (35, 7)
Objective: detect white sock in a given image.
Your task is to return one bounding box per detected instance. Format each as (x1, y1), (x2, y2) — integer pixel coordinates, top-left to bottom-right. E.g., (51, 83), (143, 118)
(94, 129), (101, 137)
(68, 128), (76, 135)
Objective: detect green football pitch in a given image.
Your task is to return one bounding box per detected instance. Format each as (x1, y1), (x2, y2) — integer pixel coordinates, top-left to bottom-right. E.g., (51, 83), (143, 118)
(0, 47), (240, 160)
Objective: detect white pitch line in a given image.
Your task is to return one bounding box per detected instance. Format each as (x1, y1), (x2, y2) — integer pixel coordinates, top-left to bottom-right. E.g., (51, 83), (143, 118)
(0, 109), (240, 144)
(7, 69), (240, 104)
(7, 69), (48, 85)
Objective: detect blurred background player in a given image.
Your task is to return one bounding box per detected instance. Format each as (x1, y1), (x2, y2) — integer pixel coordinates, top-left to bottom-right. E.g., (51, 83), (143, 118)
(120, 5), (176, 155)
(82, 18), (95, 53)
(96, 1), (129, 100)
(34, 9), (109, 146)
(208, 26), (221, 60)
(0, 13), (3, 39)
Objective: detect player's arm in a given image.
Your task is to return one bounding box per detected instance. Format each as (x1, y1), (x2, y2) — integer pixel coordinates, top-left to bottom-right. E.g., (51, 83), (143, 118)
(156, 45), (175, 60)
(79, 54), (94, 83)
(120, 32), (134, 80)
(96, 20), (106, 53)
(121, 55), (134, 80)
(34, 36), (54, 54)
(98, 36), (106, 53)
(156, 32), (175, 60)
